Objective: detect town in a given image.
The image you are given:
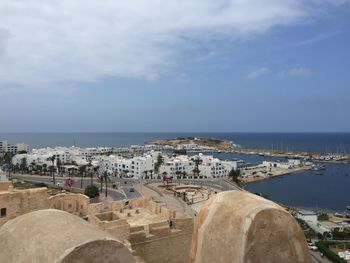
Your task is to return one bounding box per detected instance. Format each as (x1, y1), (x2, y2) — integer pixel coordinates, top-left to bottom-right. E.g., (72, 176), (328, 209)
(1, 139), (350, 262)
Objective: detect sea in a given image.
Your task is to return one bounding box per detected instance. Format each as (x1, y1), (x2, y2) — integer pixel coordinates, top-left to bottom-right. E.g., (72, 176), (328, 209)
(1, 132), (350, 211)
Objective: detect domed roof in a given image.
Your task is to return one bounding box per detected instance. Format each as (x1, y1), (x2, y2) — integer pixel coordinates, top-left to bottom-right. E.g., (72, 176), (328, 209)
(0, 209), (136, 263)
(190, 191), (311, 263)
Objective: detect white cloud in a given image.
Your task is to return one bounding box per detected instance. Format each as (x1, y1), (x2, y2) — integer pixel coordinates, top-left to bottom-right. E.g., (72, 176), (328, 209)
(247, 67), (270, 80)
(0, 0), (346, 91)
(289, 67), (314, 77)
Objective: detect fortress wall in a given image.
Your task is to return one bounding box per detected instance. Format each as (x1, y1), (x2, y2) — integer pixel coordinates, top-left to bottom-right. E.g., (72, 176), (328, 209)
(0, 187), (49, 226)
(131, 231), (192, 263)
(49, 193), (89, 215)
(88, 202), (104, 214)
(109, 200), (124, 211)
(173, 217), (194, 232)
(159, 206), (172, 220)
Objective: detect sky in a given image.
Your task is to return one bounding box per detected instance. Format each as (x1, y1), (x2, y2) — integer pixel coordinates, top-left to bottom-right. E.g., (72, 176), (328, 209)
(0, 0), (349, 132)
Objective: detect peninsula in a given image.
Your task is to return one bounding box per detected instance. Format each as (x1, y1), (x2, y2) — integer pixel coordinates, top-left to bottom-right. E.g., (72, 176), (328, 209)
(145, 137), (234, 151)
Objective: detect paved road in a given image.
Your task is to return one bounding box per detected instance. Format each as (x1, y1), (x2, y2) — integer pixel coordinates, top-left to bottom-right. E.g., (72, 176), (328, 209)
(12, 174), (134, 201)
(310, 250), (331, 263)
(12, 174), (237, 201)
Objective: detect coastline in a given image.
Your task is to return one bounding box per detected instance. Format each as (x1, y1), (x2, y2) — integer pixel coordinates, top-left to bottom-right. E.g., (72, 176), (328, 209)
(241, 166), (311, 184)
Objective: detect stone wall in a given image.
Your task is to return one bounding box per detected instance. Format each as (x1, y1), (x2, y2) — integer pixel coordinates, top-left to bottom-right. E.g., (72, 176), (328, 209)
(131, 230), (192, 263)
(0, 187), (49, 226)
(89, 211), (130, 242)
(49, 193), (89, 215)
(88, 202), (104, 214)
(0, 182), (12, 192)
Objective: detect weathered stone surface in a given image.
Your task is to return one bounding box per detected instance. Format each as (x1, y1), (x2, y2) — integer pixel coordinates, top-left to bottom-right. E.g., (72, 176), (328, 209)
(0, 209), (136, 263)
(0, 186), (49, 226)
(190, 191), (311, 263)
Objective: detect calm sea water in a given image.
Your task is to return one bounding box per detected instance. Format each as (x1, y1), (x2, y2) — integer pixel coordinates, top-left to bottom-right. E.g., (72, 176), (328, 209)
(244, 163), (350, 212)
(1, 132), (349, 211)
(0, 132), (349, 153)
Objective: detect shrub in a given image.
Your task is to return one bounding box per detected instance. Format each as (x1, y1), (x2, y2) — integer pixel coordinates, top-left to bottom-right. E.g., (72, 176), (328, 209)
(84, 185), (99, 198)
(317, 211), (329, 221)
(315, 241), (347, 263)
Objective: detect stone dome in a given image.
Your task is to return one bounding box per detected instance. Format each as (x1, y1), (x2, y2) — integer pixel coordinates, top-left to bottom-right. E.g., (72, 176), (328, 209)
(0, 209), (136, 263)
(190, 191), (311, 263)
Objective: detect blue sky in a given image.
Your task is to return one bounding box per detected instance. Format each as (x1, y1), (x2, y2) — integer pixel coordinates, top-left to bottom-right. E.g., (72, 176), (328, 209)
(0, 0), (349, 132)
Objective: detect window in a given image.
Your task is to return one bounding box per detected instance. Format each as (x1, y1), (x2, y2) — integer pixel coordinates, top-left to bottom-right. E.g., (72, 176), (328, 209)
(1, 208), (6, 218)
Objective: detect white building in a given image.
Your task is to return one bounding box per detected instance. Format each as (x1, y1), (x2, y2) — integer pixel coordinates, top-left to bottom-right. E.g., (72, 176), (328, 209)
(159, 154), (239, 179)
(98, 155), (131, 176)
(0, 141), (8, 154)
(129, 154), (155, 178)
(0, 141), (29, 155)
(297, 210), (317, 224)
(0, 167), (8, 181)
(160, 155), (194, 178)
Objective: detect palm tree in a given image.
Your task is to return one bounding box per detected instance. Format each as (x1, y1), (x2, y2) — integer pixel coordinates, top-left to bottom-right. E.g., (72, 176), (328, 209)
(192, 156), (201, 179)
(56, 159), (62, 176)
(47, 156), (56, 185)
(43, 164), (48, 176)
(97, 175), (104, 193)
(192, 167), (200, 179)
(20, 157), (27, 174)
(162, 171), (168, 180)
(144, 170), (148, 179)
(175, 170), (181, 179)
(103, 171), (108, 197)
(30, 161), (36, 175)
(36, 164), (42, 175)
(3, 152), (13, 179)
(88, 162), (94, 186)
(79, 165), (86, 189)
(149, 170), (154, 179)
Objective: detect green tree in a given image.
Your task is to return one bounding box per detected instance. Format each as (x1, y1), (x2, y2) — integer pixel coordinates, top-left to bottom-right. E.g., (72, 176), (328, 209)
(36, 164), (42, 175)
(104, 171), (108, 197)
(84, 185), (99, 198)
(228, 169), (241, 185)
(20, 157), (27, 174)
